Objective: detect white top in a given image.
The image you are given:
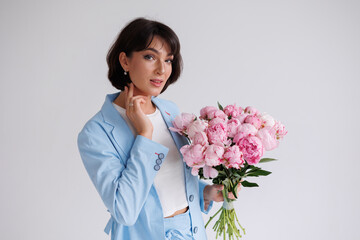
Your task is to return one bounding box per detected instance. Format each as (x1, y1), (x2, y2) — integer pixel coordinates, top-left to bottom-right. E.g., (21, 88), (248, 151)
(112, 103), (188, 217)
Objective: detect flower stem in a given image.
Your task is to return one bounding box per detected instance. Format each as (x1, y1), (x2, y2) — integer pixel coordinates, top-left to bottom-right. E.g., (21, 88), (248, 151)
(205, 189), (246, 239)
(205, 207), (222, 228)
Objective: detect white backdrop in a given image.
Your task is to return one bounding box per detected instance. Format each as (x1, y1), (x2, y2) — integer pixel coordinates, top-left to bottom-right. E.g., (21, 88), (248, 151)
(1, 0), (359, 239)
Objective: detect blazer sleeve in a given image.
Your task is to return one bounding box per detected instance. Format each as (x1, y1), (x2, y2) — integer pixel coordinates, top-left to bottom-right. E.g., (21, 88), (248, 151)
(198, 179), (213, 214)
(77, 121), (169, 226)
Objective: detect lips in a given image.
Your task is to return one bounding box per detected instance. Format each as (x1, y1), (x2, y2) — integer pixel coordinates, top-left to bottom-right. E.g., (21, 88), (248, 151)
(150, 79), (163, 87)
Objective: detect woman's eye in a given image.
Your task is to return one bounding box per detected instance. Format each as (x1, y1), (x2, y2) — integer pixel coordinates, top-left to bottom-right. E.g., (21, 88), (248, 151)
(165, 59), (173, 63)
(144, 55), (154, 60)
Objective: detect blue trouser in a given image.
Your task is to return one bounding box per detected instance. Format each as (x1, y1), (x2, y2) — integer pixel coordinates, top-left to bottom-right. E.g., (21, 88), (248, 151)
(164, 210), (194, 240)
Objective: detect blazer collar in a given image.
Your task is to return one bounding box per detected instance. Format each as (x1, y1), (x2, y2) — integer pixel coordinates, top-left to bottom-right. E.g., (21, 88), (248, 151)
(100, 92), (125, 127)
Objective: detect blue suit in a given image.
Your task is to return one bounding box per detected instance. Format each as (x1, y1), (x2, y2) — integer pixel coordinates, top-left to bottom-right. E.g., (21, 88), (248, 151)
(77, 93), (213, 239)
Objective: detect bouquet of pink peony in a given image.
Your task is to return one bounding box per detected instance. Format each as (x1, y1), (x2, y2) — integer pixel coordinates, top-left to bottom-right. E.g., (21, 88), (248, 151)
(170, 103), (287, 239)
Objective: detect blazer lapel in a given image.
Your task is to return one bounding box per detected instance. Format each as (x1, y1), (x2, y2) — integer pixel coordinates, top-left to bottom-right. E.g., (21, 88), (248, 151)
(151, 97), (189, 154)
(101, 93), (135, 158)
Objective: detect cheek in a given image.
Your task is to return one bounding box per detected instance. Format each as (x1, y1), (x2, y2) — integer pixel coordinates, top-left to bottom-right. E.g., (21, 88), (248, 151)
(166, 65), (173, 77)
(132, 64), (149, 78)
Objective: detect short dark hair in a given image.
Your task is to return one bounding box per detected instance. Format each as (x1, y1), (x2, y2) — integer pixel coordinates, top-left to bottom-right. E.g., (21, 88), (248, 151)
(106, 18), (183, 93)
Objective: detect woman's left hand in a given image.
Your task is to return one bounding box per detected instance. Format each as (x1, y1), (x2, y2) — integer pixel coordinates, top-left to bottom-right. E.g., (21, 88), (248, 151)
(203, 184), (241, 211)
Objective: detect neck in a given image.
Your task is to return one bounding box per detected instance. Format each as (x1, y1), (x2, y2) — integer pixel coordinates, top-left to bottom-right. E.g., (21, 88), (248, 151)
(114, 91), (156, 115)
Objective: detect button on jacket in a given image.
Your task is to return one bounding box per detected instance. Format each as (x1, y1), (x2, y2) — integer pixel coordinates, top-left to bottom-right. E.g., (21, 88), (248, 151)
(78, 93), (213, 240)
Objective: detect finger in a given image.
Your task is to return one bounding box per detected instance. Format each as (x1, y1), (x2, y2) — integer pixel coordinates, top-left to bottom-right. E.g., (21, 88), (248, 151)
(213, 185), (224, 192)
(213, 194), (224, 202)
(126, 95), (142, 109)
(228, 192), (236, 200)
(133, 97), (145, 111)
(127, 83), (134, 101)
(124, 86), (128, 97)
(128, 96), (147, 109)
(124, 86), (129, 108)
(212, 185), (224, 200)
(126, 84), (134, 109)
(126, 97), (146, 117)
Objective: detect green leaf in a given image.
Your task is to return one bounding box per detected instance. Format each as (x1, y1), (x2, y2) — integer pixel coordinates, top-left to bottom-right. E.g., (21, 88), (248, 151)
(247, 165), (259, 170)
(246, 169), (272, 177)
(232, 187), (238, 199)
(217, 101), (224, 110)
(259, 158), (277, 163)
(241, 180), (259, 187)
(233, 173), (241, 178)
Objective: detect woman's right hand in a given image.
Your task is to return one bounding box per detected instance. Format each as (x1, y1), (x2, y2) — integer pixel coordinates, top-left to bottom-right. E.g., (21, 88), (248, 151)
(124, 83), (154, 140)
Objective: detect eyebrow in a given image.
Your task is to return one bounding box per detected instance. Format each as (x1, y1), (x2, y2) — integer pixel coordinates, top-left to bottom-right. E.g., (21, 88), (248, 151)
(145, 48), (174, 56)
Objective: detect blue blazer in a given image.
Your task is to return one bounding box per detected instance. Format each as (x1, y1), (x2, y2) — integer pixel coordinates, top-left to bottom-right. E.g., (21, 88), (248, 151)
(77, 93), (213, 240)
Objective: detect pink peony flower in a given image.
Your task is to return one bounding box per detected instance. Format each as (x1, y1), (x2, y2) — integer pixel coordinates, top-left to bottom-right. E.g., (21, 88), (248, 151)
(273, 121), (287, 140)
(203, 165), (219, 178)
(207, 118), (228, 145)
(236, 113), (249, 124)
(223, 145), (244, 169)
(260, 113), (275, 128)
(208, 110), (227, 120)
(227, 118), (241, 138)
(256, 127), (278, 151)
(200, 106), (217, 119)
(187, 119), (208, 139)
(170, 113), (196, 134)
(233, 123), (258, 143)
(223, 104), (243, 118)
(204, 144), (224, 166)
(244, 115), (262, 129)
(208, 117), (227, 127)
(244, 106), (260, 116)
(236, 136), (264, 165)
(191, 167), (200, 176)
(180, 144), (205, 168)
(192, 132), (208, 146)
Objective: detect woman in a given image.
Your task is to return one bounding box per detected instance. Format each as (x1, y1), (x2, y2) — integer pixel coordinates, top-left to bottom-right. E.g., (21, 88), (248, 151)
(78, 18), (239, 240)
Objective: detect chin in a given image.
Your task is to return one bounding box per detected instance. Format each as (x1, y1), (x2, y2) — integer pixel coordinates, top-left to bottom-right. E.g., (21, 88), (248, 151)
(150, 87), (164, 96)
(151, 91), (162, 97)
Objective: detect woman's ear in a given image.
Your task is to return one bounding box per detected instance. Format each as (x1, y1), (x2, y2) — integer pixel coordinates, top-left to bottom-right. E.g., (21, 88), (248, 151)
(119, 52), (130, 72)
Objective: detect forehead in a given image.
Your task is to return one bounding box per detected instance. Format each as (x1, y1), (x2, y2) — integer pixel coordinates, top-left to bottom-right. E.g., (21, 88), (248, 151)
(146, 36), (172, 54)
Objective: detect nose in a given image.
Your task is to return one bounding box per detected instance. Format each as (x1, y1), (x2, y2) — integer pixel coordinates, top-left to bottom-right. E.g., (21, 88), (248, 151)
(156, 60), (165, 75)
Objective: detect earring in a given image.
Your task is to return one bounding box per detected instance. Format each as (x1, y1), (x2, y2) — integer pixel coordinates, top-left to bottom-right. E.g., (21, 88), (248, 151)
(124, 71), (128, 75)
